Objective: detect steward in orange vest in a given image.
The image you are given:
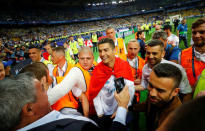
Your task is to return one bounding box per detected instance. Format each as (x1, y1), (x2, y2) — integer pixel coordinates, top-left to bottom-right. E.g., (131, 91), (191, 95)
(181, 46), (205, 87)
(125, 39), (146, 103)
(50, 47), (79, 111)
(51, 62), (79, 111)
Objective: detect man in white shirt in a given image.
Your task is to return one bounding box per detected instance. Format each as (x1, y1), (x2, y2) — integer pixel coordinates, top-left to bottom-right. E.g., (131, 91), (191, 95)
(135, 39), (192, 102)
(163, 25), (179, 47)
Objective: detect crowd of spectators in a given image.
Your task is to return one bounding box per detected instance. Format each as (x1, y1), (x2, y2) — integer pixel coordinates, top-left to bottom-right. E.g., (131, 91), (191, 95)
(0, 6), (204, 69)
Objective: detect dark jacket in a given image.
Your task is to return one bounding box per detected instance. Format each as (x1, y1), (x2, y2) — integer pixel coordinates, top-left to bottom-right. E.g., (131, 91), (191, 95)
(29, 118), (126, 131)
(133, 96), (182, 131)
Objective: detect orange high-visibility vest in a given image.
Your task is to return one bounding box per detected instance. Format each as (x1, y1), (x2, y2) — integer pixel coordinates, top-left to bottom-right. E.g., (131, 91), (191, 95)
(181, 47), (205, 87)
(128, 56), (145, 79)
(74, 62), (97, 100)
(135, 32), (138, 40)
(115, 38), (127, 61)
(51, 62), (79, 111)
(75, 63), (91, 100)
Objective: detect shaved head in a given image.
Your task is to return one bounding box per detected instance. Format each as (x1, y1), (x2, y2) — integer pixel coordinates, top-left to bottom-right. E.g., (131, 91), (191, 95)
(127, 39), (140, 59)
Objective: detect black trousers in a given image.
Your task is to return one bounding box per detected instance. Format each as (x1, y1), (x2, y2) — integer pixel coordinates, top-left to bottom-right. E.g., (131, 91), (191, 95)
(179, 35), (188, 48)
(92, 42), (98, 52)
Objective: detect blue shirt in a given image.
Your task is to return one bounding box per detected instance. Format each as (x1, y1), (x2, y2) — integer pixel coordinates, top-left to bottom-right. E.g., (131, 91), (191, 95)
(165, 44), (181, 61)
(177, 24), (188, 36)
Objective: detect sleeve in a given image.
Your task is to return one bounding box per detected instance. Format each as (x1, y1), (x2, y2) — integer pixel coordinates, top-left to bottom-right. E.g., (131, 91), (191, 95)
(124, 79), (135, 107)
(113, 107), (127, 125)
(174, 36), (179, 47)
(177, 24), (180, 31)
(47, 67), (86, 105)
(72, 87), (83, 97)
(178, 65), (192, 94)
(141, 66), (148, 89)
(169, 48), (181, 60)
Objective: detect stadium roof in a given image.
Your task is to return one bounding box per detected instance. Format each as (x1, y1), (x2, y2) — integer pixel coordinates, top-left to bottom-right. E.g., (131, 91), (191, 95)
(0, 0), (136, 8)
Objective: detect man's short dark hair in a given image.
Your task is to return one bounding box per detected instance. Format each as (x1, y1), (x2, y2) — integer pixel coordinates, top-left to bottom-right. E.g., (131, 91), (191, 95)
(20, 62), (48, 81)
(192, 18), (205, 29)
(148, 39), (164, 51)
(28, 45), (41, 50)
(98, 38), (115, 49)
(152, 30), (167, 41)
(163, 25), (172, 31)
(137, 30), (144, 38)
(52, 46), (65, 54)
(161, 96), (205, 131)
(153, 63), (182, 88)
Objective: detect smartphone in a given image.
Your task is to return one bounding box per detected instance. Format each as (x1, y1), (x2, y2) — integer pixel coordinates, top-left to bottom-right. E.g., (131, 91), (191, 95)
(114, 77), (125, 93)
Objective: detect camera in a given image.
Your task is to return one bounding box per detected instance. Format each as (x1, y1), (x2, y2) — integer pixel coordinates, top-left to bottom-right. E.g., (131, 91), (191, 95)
(114, 77), (125, 93)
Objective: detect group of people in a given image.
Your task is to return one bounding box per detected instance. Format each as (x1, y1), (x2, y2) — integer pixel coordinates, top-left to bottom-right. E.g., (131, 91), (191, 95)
(0, 17), (205, 131)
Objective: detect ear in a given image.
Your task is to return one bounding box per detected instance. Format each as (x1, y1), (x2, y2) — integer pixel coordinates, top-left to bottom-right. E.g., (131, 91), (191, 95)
(40, 76), (47, 85)
(172, 88), (180, 97)
(161, 50), (165, 58)
(22, 103), (34, 116)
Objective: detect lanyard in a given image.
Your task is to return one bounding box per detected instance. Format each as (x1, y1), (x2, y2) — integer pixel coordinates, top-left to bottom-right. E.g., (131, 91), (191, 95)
(127, 57), (138, 69)
(192, 47), (196, 78)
